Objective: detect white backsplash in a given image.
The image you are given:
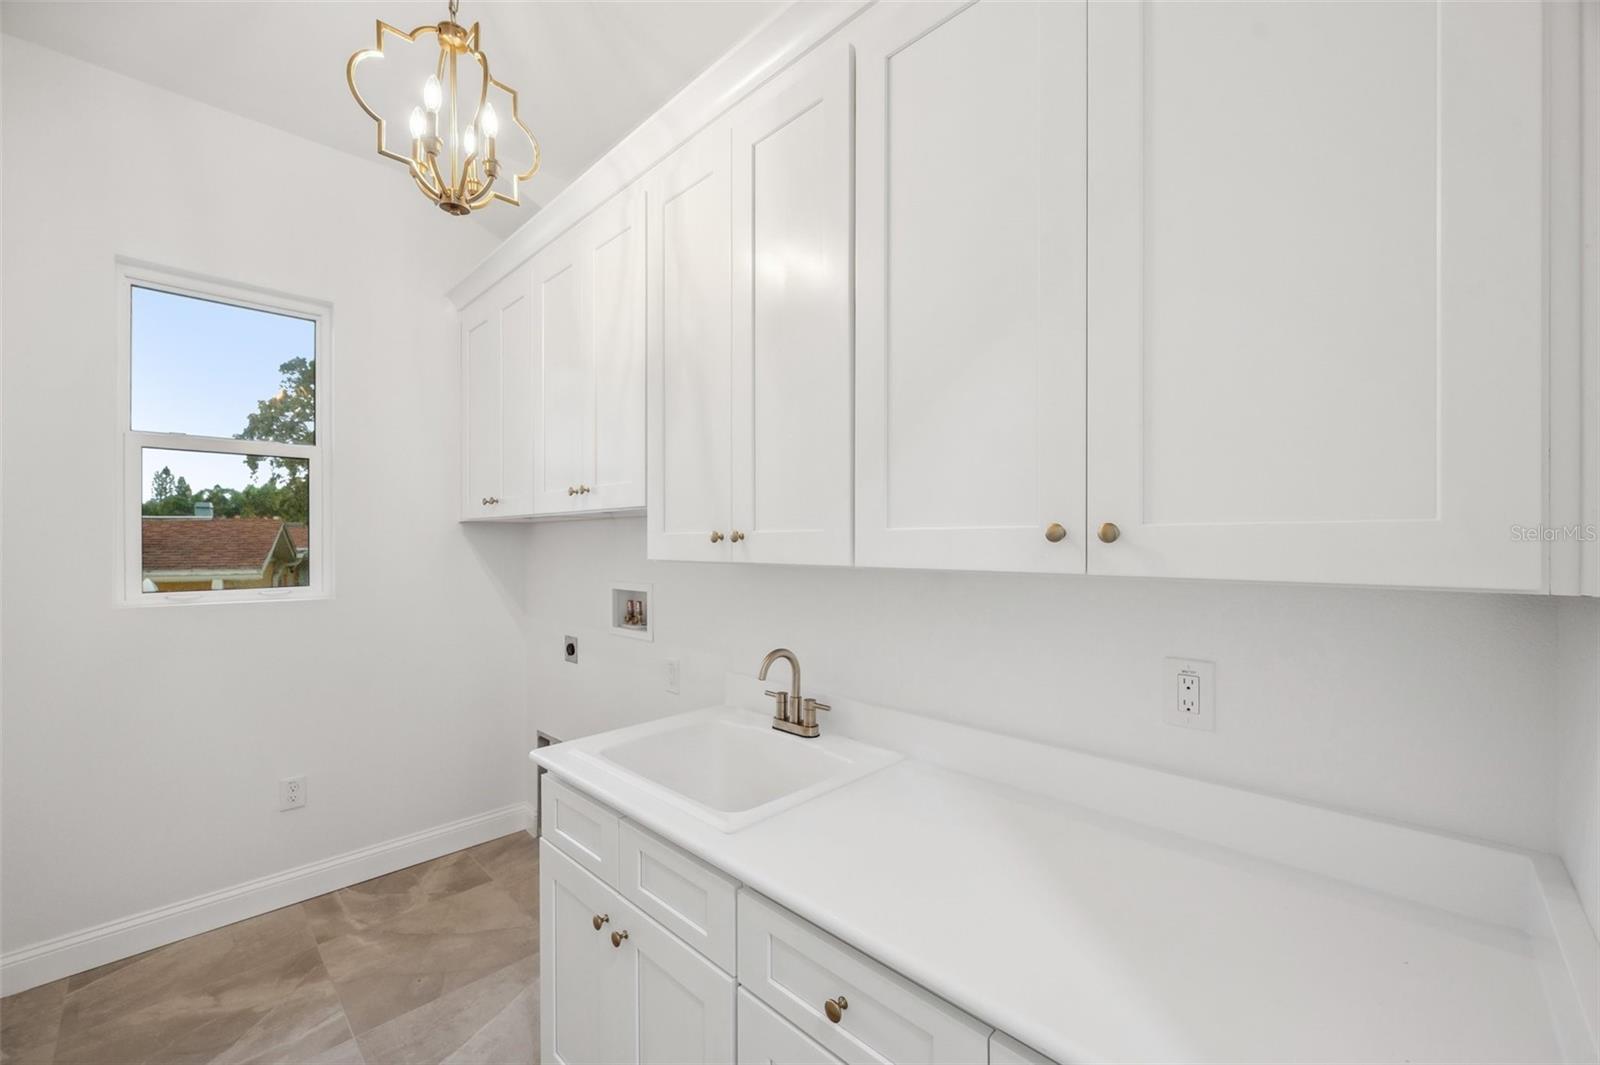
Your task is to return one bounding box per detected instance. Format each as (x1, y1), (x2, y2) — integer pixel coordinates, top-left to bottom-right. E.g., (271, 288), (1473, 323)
(523, 515), (1566, 854)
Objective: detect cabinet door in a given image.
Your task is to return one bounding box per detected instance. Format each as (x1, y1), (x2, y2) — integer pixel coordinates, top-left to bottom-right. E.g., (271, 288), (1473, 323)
(461, 265), (533, 519)
(739, 989), (843, 1065)
(531, 231), (590, 514)
(648, 123), (734, 560)
(854, 0), (1087, 574)
(584, 189), (648, 513)
(729, 44), (855, 566)
(611, 885), (736, 1065)
(1087, 1), (1545, 590)
(540, 839), (624, 1065)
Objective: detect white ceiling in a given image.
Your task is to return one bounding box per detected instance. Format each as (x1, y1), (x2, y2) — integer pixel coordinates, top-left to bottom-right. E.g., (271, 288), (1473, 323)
(1, 0), (783, 237)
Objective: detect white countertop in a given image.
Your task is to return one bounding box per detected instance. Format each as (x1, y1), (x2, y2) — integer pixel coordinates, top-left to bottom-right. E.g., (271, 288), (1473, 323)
(533, 684), (1599, 1064)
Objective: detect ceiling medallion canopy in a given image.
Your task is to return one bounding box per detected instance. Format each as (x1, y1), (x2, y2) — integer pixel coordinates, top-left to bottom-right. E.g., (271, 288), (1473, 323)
(346, 0), (540, 216)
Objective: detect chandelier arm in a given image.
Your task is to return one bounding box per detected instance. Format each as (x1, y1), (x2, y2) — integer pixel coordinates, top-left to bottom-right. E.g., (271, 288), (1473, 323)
(410, 162), (442, 202)
(466, 173), (499, 209)
(456, 152), (482, 201)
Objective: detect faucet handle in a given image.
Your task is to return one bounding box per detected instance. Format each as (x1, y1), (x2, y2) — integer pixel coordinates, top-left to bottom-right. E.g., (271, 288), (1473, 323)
(800, 697), (831, 729)
(764, 690), (789, 721)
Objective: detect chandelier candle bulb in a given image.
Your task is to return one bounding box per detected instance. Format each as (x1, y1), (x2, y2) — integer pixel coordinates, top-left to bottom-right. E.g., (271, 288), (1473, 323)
(481, 101), (498, 159)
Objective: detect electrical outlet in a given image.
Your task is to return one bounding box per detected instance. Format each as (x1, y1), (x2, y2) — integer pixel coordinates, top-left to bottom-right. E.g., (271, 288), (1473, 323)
(665, 658), (681, 695)
(564, 635), (579, 663)
(279, 775), (307, 811)
(1164, 658), (1215, 731)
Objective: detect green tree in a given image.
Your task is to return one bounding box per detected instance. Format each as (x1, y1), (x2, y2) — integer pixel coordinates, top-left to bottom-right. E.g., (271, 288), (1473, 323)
(150, 465), (175, 503)
(237, 356), (314, 521)
(143, 467), (199, 516)
(196, 486), (242, 518)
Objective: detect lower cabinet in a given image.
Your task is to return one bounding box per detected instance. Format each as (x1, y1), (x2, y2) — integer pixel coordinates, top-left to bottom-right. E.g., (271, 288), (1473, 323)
(540, 839), (735, 1065)
(737, 890), (990, 1065)
(540, 776), (1006, 1065)
(739, 989), (842, 1065)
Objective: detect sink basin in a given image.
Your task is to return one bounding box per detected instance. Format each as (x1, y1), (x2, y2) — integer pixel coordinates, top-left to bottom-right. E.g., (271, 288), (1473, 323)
(568, 708), (900, 832)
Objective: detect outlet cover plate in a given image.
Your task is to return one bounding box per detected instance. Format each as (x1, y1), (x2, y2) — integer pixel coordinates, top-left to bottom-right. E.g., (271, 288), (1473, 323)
(564, 636), (579, 664)
(279, 775), (307, 811)
(1164, 658), (1215, 731)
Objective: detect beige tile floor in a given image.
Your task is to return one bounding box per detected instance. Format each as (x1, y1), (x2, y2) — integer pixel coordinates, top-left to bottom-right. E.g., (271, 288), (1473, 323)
(0, 833), (541, 1065)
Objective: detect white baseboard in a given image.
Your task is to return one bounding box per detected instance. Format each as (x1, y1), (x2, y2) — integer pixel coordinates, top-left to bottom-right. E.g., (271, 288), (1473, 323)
(0, 802), (539, 997)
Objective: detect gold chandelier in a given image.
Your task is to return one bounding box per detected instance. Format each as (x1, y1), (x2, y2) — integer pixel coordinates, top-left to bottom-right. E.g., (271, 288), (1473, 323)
(346, 0), (540, 216)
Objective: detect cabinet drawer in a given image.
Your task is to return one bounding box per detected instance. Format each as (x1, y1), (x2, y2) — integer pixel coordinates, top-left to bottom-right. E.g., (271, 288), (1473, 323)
(739, 988), (843, 1065)
(619, 820), (738, 971)
(541, 775), (620, 886)
(737, 891), (990, 1065)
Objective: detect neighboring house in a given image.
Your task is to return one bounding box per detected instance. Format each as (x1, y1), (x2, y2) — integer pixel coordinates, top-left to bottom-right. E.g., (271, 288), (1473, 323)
(141, 513), (305, 592)
(285, 523), (310, 586)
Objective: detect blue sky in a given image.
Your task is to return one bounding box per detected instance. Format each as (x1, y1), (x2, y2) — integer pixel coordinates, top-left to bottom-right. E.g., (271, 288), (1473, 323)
(132, 287), (314, 499)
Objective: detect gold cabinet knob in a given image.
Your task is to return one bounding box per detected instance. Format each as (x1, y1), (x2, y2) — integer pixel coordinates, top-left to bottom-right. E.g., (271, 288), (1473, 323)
(730, 530), (745, 542)
(1098, 522), (1121, 543)
(579, 485), (592, 494)
(824, 996), (848, 1024)
(710, 531), (724, 543)
(610, 930), (629, 948)
(1045, 522), (1067, 543)
(568, 486), (578, 496)
(592, 913), (609, 931)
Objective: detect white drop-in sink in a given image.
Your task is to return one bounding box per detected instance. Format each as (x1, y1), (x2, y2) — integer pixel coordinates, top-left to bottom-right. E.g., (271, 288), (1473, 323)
(568, 708), (901, 832)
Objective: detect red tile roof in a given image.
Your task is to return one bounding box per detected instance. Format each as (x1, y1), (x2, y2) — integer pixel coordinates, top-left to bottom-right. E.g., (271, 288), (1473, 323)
(142, 517), (292, 573)
(286, 523), (309, 551)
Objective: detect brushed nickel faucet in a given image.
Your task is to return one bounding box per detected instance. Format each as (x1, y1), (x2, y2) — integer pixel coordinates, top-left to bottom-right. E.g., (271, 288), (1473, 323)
(758, 648), (830, 738)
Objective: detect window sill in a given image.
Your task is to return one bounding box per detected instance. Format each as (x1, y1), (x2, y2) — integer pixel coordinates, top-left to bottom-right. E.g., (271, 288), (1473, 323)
(120, 590), (330, 608)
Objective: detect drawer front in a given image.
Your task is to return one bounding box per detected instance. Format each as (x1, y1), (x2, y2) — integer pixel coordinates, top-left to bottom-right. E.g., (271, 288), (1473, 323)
(991, 1032), (1056, 1065)
(737, 891), (991, 1065)
(739, 988), (844, 1065)
(542, 775), (620, 885)
(619, 820), (739, 971)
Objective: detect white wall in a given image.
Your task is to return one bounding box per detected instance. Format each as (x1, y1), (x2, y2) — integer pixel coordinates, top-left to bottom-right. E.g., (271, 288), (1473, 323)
(524, 516), (1565, 853)
(0, 38), (528, 958)
(1556, 598), (1600, 931)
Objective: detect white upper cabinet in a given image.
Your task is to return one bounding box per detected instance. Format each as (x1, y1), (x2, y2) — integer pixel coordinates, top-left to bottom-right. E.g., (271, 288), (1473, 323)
(531, 228), (589, 514)
(1086, 1), (1547, 591)
(647, 122), (734, 561)
(587, 192), (649, 513)
(730, 43), (855, 566)
(460, 262), (534, 519)
(854, 0), (1088, 575)
(532, 188), (647, 516)
(649, 42), (854, 566)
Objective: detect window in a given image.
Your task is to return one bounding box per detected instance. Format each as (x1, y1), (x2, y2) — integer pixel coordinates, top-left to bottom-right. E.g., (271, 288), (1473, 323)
(120, 263), (330, 603)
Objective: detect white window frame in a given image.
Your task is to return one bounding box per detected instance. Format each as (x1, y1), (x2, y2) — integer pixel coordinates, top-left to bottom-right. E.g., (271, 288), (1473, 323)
(117, 260), (333, 605)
